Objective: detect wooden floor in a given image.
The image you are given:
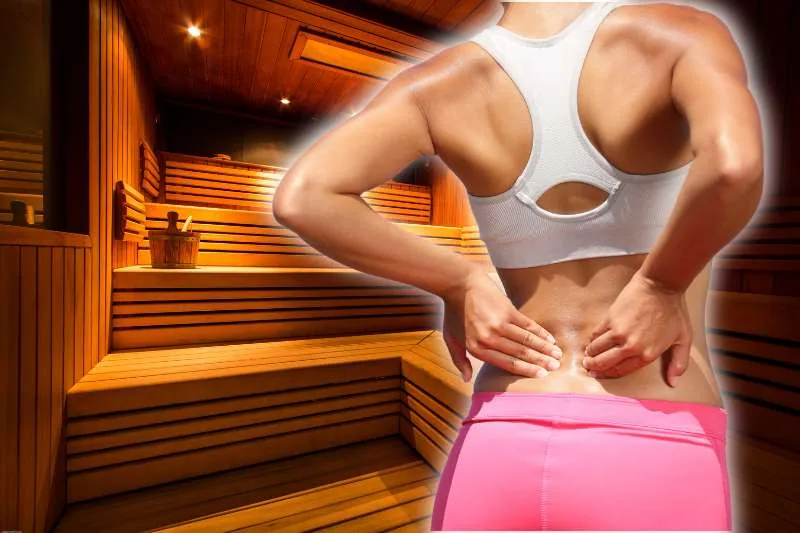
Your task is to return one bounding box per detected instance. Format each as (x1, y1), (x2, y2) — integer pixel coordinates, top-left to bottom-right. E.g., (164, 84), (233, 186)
(55, 436), (435, 532)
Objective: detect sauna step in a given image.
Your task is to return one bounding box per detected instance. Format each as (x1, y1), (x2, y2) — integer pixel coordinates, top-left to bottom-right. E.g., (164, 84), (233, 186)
(65, 330), (435, 502)
(112, 265), (444, 350)
(55, 436), (436, 533)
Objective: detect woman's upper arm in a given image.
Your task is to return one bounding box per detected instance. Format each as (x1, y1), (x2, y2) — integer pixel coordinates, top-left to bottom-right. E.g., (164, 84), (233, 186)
(274, 66), (437, 212)
(670, 9), (763, 179)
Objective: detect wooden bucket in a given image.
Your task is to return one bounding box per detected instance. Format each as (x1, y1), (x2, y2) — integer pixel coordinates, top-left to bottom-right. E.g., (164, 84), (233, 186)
(147, 211), (201, 268)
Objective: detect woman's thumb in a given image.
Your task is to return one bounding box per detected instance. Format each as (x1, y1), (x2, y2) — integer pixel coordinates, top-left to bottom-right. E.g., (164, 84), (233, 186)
(445, 334), (472, 382)
(666, 338), (691, 388)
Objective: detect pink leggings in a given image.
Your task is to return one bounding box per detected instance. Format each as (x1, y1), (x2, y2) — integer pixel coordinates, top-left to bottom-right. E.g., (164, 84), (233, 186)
(431, 391), (731, 531)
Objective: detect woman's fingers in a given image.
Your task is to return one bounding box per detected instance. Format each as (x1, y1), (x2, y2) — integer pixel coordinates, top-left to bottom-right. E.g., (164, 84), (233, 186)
(475, 346), (552, 378)
(584, 328), (618, 358)
(444, 329), (472, 382)
(501, 322), (561, 358)
(508, 311), (557, 344)
(583, 345), (629, 372)
(586, 353), (648, 378)
(486, 329), (562, 371)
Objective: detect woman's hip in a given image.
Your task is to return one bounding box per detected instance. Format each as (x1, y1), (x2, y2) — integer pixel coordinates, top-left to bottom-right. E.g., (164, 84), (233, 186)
(431, 391), (731, 531)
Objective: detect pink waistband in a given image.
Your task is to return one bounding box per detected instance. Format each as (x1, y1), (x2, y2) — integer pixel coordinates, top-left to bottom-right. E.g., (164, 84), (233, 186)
(466, 391), (728, 443)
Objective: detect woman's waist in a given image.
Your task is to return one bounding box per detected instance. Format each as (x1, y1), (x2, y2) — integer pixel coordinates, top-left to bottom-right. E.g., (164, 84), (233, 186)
(472, 342), (724, 408)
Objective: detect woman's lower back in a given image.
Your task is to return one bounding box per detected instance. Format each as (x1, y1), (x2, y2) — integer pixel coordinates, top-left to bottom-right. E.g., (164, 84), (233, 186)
(471, 253), (726, 409)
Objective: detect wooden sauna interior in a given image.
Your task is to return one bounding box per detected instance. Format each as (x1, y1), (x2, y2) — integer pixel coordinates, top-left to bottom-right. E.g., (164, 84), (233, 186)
(0, 0), (798, 531)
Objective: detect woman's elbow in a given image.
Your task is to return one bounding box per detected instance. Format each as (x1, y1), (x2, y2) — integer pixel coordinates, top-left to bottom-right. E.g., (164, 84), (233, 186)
(708, 136), (764, 189)
(273, 174), (311, 227)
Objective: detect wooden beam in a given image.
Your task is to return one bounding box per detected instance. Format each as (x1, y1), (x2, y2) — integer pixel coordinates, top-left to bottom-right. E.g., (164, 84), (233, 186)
(233, 0), (439, 57)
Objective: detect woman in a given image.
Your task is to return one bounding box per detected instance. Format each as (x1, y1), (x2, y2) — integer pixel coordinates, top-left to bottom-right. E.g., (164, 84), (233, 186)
(274, 1), (763, 530)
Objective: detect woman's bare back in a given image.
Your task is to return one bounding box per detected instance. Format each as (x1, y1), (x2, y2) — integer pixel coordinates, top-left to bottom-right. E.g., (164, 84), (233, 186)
(413, 3), (728, 407)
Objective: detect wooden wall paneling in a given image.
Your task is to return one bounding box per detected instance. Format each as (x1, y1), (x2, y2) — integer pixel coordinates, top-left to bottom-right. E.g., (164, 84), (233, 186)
(0, 241), (92, 532)
(754, 1), (792, 198)
(428, 158), (473, 227)
(780, 4), (800, 197)
(0, 0), (154, 528)
(0, 247), (20, 524)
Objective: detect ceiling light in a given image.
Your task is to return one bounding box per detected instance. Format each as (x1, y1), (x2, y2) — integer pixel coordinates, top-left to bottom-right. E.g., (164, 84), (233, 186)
(280, 97), (290, 105)
(187, 25), (202, 38)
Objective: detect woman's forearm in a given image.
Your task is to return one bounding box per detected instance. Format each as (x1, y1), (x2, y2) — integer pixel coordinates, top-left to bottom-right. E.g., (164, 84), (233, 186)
(638, 147), (763, 293)
(274, 185), (482, 301)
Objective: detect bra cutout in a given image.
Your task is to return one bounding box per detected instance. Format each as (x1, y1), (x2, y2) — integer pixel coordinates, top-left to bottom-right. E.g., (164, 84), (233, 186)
(534, 181), (611, 215)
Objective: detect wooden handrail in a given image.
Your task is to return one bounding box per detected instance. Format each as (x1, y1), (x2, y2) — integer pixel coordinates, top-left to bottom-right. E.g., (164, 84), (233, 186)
(0, 224), (91, 247)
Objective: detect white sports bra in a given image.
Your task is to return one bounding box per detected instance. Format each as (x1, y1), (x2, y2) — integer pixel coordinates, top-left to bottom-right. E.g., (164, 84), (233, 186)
(466, 1), (693, 269)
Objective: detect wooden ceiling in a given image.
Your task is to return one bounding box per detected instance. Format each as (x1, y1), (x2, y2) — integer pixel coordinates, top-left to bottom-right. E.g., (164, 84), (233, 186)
(121, 0), (500, 123)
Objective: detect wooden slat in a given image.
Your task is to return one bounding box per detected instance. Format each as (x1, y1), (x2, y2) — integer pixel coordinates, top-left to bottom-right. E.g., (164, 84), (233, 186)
(114, 181), (146, 242)
(162, 151), (285, 173)
(18, 247), (36, 530)
(67, 416), (397, 502)
(0, 177), (43, 194)
(165, 167), (280, 188)
(0, 226), (91, 248)
(0, 149), (43, 163)
(36, 248), (52, 530)
(68, 378), (401, 437)
(0, 191), (44, 210)
(141, 179), (158, 199)
(709, 291), (800, 341)
(67, 401), (399, 471)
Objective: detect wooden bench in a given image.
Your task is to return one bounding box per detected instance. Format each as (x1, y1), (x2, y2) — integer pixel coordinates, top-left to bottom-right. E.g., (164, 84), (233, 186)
(111, 265), (443, 350)
(65, 330), (428, 501)
(55, 437), (435, 532)
(0, 191), (44, 225)
(161, 151), (432, 223)
(399, 330), (472, 472)
(0, 131), (43, 194)
(138, 202), (460, 268)
(0, 132), (45, 225)
(61, 321), (798, 531)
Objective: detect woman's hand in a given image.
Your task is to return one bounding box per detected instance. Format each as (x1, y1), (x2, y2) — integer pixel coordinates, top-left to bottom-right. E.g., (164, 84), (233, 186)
(442, 269), (562, 383)
(583, 270), (692, 387)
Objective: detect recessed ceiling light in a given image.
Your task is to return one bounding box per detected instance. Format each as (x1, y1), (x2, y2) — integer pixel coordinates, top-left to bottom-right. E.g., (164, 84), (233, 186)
(187, 25), (202, 38)
(280, 97), (290, 105)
